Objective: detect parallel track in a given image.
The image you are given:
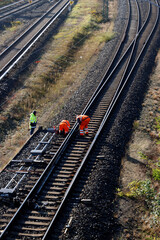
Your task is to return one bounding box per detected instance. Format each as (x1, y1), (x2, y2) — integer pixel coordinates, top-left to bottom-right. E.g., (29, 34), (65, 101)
(0, 0), (159, 238)
(0, 0), (43, 20)
(0, 0), (69, 80)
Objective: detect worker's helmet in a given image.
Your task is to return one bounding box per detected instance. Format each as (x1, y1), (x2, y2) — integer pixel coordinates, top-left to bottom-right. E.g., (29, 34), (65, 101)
(33, 110), (36, 115)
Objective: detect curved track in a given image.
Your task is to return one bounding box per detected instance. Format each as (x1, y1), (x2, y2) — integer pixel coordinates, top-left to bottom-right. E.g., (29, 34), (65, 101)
(0, 0), (159, 238)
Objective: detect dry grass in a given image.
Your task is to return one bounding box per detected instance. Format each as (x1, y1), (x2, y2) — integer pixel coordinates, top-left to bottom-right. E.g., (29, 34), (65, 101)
(0, 0), (117, 169)
(5, 21), (21, 31)
(0, 21), (24, 48)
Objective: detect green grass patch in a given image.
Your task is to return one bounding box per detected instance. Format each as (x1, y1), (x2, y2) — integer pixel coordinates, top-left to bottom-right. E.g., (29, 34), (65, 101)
(139, 151), (148, 160)
(117, 180), (160, 226)
(155, 116), (160, 131)
(133, 120), (139, 129)
(152, 168), (160, 181)
(91, 10), (104, 23)
(5, 21), (21, 31)
(99, 32), (115, 43)
(154, 116), (160, 144)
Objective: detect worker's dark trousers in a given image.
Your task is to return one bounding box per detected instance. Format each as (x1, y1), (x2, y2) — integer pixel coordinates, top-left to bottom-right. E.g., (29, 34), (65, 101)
(30, 127), (35, 135)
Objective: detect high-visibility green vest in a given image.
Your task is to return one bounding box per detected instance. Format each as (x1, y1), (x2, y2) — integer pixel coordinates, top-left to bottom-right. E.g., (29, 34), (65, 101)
(29, 113), (37, 128)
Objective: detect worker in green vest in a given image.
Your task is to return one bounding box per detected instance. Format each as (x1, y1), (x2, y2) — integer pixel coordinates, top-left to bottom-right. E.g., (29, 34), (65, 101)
(29, 110), (37, 135)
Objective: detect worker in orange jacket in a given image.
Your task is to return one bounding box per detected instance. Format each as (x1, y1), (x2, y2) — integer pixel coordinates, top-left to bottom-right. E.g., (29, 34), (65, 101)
(59, 120), (70, 136)
(76, 115), (90, 136)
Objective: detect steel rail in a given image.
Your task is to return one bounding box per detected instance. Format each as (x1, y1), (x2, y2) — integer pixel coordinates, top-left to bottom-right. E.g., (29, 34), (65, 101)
(85, 0), (155, 127)
(0, 0), (42, 20)
(0, 0), (29, 10)
(0, 131), (55, 194)
(0, 0), (65, 59)
(87, 0), (131, 92)
(0, 0), (69, 80)
(82, 0), (151, 116)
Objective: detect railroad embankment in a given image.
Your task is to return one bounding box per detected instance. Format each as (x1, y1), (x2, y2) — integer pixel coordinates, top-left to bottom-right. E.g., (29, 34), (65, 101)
(114, 51), (160, 239)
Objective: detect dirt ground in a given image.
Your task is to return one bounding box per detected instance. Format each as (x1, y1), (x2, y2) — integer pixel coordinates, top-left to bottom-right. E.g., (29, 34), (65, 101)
(114, 52), (160, 239)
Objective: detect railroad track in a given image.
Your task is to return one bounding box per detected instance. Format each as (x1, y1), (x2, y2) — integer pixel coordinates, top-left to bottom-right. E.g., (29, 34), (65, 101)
(0, 0), (49, 20)
(0, 0), (159, 238)
(0, 0), (69, 81)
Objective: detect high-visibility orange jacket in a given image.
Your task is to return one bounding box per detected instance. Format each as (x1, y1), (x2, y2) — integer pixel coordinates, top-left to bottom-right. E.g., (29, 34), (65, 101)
(76, 115), (90, 135)
(59, 120), (70, 135)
